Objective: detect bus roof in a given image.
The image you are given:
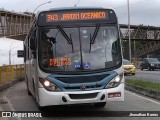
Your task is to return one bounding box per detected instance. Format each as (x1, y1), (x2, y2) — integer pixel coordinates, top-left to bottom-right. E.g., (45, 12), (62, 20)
(36, 7), (117, 26)
(36, 6), (114, 17)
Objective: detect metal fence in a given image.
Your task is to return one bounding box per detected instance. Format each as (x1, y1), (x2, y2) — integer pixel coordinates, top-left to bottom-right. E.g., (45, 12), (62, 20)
(0, 64), (24, 85)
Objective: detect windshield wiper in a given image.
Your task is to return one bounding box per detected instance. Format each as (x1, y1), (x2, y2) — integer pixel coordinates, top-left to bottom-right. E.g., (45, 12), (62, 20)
(57, 26), (74, 53)
(89, 24), (100, 52)
(90, 24), (100, 44)
(57, 26), (72, 44)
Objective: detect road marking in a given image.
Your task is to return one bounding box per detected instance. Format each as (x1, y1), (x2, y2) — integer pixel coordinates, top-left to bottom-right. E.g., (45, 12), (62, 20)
(126, 90), (160, 105)
(3, 90), (22, 120)
(0, 105), (9, 120)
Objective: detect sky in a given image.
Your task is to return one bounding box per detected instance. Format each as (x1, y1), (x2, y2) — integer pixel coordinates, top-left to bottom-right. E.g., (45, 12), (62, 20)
(0, 38), (23, 66)
(0, 0), (160, 65)
(0, 0), (160, 26)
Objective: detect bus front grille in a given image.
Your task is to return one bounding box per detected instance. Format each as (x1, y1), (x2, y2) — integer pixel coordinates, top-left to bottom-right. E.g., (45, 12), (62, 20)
(69, 92), (98, 99)
(64, 85), (102, 90)
(55, 74), (108, 84)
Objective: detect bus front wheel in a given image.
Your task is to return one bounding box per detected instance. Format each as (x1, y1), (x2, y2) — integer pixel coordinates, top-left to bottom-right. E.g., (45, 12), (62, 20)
(26, 81), (32, 96)
(27, 89), (32, 96)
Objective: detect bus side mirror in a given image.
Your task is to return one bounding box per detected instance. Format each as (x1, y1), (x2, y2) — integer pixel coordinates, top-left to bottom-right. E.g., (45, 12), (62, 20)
(30, 37), (37, 59)
(30, 37), (36, 51)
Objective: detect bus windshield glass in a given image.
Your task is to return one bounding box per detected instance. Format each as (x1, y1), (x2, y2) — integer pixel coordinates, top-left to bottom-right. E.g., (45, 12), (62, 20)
(39, 24), (121, 72)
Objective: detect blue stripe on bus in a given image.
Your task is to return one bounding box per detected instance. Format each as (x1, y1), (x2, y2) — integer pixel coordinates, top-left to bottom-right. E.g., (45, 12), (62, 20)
(46, 71), (117, 91)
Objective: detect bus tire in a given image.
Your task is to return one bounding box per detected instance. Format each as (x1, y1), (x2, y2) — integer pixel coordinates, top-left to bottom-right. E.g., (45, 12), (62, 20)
(140, 66), (143, 70)
(38, 105), (47, 111)
(27, 89), (32, 96)
(26, 81), (32, 96)
(132, 73), (135, 75)
(94, 102), (106, 107)
(148, 66), (151, 71)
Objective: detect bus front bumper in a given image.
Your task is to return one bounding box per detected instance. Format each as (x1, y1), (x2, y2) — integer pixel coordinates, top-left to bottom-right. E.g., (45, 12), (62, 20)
(38, 83), (124, 107)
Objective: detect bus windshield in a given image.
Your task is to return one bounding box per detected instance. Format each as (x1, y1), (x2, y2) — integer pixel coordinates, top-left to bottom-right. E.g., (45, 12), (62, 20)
(39, 24), (121, 72)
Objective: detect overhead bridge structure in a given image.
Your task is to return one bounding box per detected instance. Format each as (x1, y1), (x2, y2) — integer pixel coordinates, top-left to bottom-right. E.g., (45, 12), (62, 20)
(0, 9), (32, 40)
(120, 24), (160, 41)
(120, 24), (160, 58)
(0, 9), (160, 58)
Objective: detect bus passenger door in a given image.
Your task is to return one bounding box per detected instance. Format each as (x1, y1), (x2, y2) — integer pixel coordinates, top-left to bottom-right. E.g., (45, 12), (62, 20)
(27, 28), (37, 98)
(25, 37), (33, 96)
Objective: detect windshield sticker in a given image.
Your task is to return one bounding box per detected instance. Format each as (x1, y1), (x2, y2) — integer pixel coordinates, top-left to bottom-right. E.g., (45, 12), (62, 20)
(73, 56), (80, 63)
(49, 57), (71, 66)
(82, 30), (88, 38)
(83, 62), (91, 69)
(83, 36), (88, 38)
(74, 62), (81, 69)
(82, 30), (87, 34)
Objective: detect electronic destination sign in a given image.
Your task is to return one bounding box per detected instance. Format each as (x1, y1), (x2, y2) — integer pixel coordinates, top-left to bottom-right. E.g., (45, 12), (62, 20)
(38, 9), (117, 26)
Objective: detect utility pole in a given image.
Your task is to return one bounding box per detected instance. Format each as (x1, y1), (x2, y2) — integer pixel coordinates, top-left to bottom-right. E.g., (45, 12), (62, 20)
(31, 1), (52, 28)
(127, 0), (131, 62)
(9, 41), (18, 65)
(32, 1), (52, 13)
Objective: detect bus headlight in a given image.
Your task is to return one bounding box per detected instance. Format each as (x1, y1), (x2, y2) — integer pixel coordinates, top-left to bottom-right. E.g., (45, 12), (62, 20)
(39, 77), (61, 92)
(105, 73), (123, 89)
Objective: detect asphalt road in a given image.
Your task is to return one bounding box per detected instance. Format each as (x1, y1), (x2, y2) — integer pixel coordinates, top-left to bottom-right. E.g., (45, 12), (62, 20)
(0, 81), (160, 120)
(125, 69), (160, 83)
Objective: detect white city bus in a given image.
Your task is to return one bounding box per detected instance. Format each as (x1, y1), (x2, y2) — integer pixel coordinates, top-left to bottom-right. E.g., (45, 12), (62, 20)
(23, 7), (124, 109)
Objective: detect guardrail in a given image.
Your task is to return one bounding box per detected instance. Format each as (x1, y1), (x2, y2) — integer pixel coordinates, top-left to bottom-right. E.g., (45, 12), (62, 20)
(0, 64), (24, 85)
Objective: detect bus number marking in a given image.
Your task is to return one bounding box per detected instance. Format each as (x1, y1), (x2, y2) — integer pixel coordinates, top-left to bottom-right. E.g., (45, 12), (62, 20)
(47, 14), (58, 21)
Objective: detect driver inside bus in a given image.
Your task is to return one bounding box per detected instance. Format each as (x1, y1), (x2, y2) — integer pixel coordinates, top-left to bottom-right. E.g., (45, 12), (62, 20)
(42, 35), (56, 67)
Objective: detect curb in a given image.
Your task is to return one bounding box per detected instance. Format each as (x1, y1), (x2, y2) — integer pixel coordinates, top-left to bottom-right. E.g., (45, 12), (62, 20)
(125, 83), (160, 100)
(0, 78), (24, 92)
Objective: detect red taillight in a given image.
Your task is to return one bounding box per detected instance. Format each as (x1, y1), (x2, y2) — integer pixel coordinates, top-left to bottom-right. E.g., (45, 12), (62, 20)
(108, 92), (121, 98)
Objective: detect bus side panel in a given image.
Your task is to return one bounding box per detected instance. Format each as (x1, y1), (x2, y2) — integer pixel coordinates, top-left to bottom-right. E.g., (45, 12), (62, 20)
(26, 60), (31, 93)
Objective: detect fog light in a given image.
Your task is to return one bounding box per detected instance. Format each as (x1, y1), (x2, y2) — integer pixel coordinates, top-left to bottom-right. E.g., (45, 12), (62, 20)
(108, 92), (121, 98)
(62, 96), (67, 102)
(100, 94), (105, 100)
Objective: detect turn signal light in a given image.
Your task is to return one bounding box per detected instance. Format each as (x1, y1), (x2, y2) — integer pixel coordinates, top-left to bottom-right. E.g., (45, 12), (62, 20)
(108, 92), (121, 98)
